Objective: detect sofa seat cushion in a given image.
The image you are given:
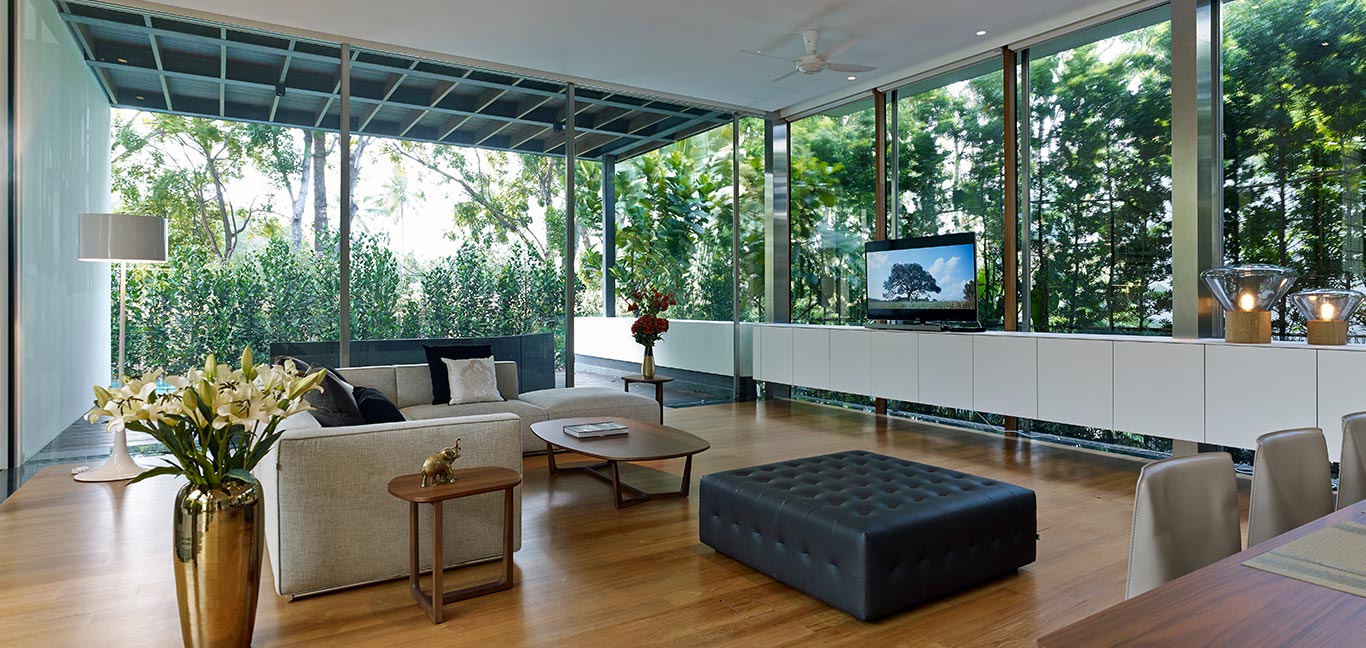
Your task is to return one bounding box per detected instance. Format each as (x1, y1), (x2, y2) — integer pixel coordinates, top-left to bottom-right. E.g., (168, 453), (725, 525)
(401, 400), (548, 451)
(519, 387), (661, 424)
(699, 450), (1037, 621)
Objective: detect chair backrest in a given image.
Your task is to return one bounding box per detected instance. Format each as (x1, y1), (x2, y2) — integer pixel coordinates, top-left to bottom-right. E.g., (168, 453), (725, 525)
(1126, 452), (1241, 599)
(1339, 413), (1366, 510)
(1247, 427), (1334, 547)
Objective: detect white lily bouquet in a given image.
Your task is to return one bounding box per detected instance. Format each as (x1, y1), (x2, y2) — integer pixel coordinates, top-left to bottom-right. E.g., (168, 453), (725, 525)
(87, 347), (325, 488)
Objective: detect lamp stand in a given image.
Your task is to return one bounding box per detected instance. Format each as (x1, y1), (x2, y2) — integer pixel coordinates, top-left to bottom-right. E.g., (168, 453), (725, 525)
(76, 261), (147, 482)
(1224, 310), (1271, 344)
(1308, 320), (1348, 345)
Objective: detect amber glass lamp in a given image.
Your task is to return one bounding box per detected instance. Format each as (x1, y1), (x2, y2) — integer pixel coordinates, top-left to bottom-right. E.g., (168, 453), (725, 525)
(1290, 289), (1363, 345)
(1201, 264), (1298, 344)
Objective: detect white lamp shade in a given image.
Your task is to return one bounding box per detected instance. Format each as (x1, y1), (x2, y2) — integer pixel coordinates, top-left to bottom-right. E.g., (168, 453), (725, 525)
(77, 213), (167, 263)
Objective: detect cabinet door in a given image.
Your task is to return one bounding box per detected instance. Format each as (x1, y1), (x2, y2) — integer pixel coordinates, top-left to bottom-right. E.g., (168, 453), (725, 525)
(791, 328), (831, 390)
(973, 336), (1037, 418)
(1204, 345), (1316, 451)
(869, 331), (918, 403)
(751, 326), (765, 382)
(829, 328), (872, 396)
(1114, 341), (1204, 442)
(1037, 337), (1113, 429)
(918, 333), (974, 410)
(758, 326), (793, 385)
(1317, 350), (1366, 462)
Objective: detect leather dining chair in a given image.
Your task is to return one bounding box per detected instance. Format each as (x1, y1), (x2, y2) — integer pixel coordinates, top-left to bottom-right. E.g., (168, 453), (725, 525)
(1339, 413), (1366, 510)
(1126, 452), (1241, 600)
(1247, 427), (1334, 547)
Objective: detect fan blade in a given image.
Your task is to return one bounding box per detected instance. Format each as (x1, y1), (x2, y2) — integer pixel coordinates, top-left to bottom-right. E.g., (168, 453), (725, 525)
(742, 48), (795, 62)
(825, 63), (877, 73)
(771, 69), (800, 83)
(819, 34), (862, 59)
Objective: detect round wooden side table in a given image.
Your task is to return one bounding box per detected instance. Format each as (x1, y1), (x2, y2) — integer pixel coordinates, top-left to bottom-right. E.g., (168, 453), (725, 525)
(387, 466), (521, 624)
(621, 374), (673, 420)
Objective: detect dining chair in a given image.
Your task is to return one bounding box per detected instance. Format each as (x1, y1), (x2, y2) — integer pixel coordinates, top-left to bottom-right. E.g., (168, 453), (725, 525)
(1247, 427), (1334, 547)
(1338, 413), (1366, 510)
(1126, 452), (1241, 600)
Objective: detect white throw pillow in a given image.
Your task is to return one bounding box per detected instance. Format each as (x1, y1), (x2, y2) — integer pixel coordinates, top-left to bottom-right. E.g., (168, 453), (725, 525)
(440, 356), (504, 405)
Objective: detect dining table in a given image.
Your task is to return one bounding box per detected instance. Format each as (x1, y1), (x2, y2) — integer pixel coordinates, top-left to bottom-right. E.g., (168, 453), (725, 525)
(1037, 505), (1366, 647)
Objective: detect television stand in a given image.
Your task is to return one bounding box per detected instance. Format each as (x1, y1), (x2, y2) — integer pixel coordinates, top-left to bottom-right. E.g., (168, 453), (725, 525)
(865, 322), (949, 332)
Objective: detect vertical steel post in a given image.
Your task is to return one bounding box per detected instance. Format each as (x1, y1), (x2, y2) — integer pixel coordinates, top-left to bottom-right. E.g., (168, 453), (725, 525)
(874, 90), (887, 242)
(889, 89), (899, 240)
(564, 83), (576, 387)
(1020, 49), (1033, 332)
(764, 116), (791, 400)
(338, 43), (351, 366)
(601, 154), (616, 317)
(1171, 0), (1222, 339)
(732, 115), (741, 400)
(1002, 46), (1019, 333)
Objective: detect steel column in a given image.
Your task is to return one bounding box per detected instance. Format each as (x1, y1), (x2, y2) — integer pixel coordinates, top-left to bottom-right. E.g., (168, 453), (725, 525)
(601, 154), (616, 317)
(764, 117), (790, 324)
(1019, 49), (1033, 332)
(1002, 46), (1019, 333)
(1171, 0), (1222, 339)
(874, 90), (888, 241)
(889, 89), (899, 239)
(564, 83), (576, 387)
(339, 43), (352, 366)
(731, 115), (741, 400)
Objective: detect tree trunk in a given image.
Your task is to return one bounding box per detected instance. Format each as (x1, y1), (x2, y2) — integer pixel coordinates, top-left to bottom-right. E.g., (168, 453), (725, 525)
(291, 130), (315, 249)
(312, 133), (329, 253)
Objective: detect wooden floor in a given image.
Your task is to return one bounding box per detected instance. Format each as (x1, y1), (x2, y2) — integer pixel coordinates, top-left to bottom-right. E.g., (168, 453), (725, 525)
(0, 400), (1245, 647)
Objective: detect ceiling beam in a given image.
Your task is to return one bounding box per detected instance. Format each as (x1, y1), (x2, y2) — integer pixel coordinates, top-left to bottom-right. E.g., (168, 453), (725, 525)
(398, 76), (463, 138)
(358, 61), (418, 131)
(268, 40), (297, 122)
(144, 16), (173, 111)
(55, 3), (117, 104)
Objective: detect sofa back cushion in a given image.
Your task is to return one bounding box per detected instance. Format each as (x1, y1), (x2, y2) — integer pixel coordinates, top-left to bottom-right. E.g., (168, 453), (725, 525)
(337, 365), (398, 403)
(391, 361), (518, 408)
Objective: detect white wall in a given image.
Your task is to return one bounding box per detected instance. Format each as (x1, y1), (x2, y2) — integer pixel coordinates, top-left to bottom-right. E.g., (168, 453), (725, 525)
(575, 316), (753, 377)
(16, 0), (112, 462)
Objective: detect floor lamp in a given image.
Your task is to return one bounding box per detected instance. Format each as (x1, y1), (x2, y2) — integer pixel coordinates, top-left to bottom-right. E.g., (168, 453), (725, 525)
(74, 213), (167, 482)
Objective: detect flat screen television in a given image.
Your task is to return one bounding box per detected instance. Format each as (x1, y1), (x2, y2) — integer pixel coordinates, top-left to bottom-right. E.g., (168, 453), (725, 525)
(865, 232), (979, 322)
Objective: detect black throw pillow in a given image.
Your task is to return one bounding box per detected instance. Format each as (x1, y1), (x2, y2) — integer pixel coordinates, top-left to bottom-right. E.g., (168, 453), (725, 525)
(353, 386), (406, 424)
(424, 344), (494, 404)
(274, 355), (365, 427)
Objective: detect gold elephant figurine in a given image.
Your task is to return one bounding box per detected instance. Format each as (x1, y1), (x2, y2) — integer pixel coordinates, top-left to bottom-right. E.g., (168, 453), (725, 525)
(420, 440), (462, 487)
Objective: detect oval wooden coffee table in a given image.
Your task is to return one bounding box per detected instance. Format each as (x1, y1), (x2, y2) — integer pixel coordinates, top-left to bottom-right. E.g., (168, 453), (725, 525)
(531, 417), (710, 509)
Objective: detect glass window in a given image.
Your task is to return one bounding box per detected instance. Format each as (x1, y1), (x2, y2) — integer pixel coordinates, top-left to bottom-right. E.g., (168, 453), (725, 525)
(1027, 10), (1174, 335)
(895, 64), (1006, 328)
(1222, 0), (1366, 340)
(790, 101), (876, 325)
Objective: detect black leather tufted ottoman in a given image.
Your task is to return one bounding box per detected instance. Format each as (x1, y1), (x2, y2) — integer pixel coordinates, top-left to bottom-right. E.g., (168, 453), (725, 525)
(699, 450), (1036, 621)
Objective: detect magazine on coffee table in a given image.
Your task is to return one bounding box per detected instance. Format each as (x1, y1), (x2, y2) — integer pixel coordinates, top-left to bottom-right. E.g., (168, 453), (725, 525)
(563, 421), (630, 439)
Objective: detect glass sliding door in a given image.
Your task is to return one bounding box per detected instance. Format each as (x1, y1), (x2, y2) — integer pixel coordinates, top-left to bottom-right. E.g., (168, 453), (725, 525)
(894, 62), (1006, 329)
(1222, 0), (1366, 341)
(790, 99), (877, 326)
(1027, 8), (1174, 335)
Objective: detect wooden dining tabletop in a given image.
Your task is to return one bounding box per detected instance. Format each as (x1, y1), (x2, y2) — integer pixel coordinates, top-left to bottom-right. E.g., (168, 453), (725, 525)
(1038, 505), (1366, 647)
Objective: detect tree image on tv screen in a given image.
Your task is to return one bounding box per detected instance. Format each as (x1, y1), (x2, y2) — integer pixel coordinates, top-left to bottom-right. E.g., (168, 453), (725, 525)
(883, 262), (942, 301)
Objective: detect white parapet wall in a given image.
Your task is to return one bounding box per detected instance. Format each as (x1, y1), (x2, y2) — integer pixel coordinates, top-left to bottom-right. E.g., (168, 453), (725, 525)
(575, 317), (755, 377)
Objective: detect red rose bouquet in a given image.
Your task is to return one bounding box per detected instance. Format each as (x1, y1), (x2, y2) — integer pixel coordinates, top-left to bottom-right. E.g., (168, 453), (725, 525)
(626, 287), (676, 349)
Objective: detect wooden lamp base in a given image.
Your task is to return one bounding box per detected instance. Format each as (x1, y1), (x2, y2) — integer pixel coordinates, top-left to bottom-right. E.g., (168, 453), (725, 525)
(1224, 310), (1271, 344)
(1307, 319), (1348, 345)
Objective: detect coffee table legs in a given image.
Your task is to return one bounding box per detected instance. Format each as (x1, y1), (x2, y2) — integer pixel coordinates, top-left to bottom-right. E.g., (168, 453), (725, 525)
(407, 488), (516, 624)
(546, 442), (694, 509)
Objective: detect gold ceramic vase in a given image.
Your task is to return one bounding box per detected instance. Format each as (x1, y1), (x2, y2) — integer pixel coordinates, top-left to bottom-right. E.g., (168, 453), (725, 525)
(641, 346), (656, 379)
(173, 480), (263, 648)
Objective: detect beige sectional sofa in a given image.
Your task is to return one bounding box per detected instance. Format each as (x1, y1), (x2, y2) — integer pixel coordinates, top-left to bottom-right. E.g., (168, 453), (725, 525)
(257, 361), (660, 597)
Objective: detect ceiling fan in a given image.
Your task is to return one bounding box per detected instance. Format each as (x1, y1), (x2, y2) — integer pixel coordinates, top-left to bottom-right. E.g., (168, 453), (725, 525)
(744, 29), (878, 83)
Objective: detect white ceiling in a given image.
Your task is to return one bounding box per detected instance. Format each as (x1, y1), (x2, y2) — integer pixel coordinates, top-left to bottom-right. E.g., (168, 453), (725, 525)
(141, 0), (1140, 114)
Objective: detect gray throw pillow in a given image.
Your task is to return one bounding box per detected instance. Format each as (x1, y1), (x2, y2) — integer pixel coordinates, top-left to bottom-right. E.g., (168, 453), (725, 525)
(276, 356), (364, 427)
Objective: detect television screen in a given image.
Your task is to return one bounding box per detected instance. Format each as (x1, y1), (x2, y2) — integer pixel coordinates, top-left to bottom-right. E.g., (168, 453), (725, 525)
(865, 232), (978, 322)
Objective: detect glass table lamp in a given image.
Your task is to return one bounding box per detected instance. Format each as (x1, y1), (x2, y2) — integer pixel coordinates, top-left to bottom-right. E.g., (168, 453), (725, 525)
(1290, 289), (1363, 345)
(1201, 264), (1297, 344)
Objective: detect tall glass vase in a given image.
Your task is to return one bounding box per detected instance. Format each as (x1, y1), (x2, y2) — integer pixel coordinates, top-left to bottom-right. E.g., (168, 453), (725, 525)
(173, 480), (263, 648)
(641, 345), (656, 379)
